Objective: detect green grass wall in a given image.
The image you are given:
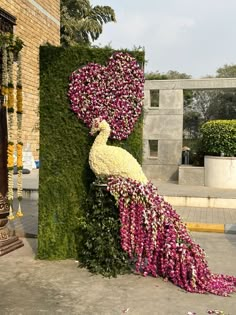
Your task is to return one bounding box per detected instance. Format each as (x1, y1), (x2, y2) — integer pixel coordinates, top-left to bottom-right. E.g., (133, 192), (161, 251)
(38, 45), (145, 259)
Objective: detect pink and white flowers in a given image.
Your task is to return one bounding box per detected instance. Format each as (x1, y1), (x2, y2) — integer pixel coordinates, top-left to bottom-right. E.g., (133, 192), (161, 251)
(68, 52), (144, 140)
(107, 176), (236, 296)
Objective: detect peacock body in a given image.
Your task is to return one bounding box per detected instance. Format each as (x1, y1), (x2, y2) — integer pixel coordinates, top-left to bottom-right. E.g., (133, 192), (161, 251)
(89, 119), (148, 184)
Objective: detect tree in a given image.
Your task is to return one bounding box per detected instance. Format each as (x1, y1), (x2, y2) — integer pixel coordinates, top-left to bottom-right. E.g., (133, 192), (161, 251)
(190, 90), (216, 122)
(61, 0), (116, 46)
(204, 64), (236, 120)
(216, 64), (236, 78)
(183, 110), (201, 138)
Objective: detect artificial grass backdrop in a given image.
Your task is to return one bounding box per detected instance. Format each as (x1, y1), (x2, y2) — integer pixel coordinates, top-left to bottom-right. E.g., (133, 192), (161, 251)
(38, 45), (145, 259)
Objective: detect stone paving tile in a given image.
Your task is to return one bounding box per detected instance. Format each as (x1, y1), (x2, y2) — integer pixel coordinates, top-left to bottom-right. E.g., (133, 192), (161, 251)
(175, 206), (236, 224)
(7, 198), (38, 237)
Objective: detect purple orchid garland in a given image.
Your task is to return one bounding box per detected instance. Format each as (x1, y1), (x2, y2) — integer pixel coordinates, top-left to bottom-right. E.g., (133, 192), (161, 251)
(107, 176), (236, 296)
(68, 52), (144, 140)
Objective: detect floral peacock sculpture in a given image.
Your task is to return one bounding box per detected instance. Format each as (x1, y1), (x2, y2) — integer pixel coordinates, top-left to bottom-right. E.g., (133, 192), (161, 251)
(89, 117), (236, 296)
(69, 52), (236, 296)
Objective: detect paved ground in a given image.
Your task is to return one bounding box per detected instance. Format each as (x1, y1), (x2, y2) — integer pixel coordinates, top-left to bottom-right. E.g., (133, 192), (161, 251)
(8, 198), (38, 237)
(2, 170), (236, 314)
(0, 232), (236, 315)
(176, 206), (236, 224)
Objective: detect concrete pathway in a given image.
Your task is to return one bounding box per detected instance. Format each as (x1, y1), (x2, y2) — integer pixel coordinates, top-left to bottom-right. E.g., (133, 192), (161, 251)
(0, 233), (236, 314)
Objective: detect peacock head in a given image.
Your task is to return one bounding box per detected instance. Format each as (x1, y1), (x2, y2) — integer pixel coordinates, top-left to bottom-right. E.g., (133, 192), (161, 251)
(90, 117), (111, 135)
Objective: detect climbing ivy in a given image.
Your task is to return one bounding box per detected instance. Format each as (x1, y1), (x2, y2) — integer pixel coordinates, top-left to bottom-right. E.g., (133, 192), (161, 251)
(76, 179), (131, 277)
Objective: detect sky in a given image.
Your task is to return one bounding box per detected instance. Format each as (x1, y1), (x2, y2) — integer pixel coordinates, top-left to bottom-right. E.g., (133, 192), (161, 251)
(91, 0), (236, 78)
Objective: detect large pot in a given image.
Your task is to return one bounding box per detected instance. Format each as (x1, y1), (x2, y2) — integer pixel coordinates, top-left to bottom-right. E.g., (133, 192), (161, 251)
(204, 156), (236, 189)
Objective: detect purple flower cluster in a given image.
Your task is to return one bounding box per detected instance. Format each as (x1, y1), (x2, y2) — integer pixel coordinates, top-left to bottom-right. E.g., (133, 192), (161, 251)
(107, 176), (236, 296)
(68, 52), (144, 140)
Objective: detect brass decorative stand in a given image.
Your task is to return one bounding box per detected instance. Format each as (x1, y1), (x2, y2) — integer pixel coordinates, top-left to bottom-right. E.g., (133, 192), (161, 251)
(0, 194), (24, 256)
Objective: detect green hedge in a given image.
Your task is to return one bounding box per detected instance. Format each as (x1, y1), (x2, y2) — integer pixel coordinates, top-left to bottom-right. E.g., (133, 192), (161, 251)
(38, 45), (145, 259)
(200, 120), (236, 157)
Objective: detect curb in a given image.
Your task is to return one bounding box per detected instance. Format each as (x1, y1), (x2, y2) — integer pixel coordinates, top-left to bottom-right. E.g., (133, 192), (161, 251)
(164, 195), (236, 209)
(186, 222), (236, 234)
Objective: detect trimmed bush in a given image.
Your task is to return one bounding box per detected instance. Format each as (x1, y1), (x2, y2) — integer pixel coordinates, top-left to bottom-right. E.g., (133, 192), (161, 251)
(200, 120), (236, 157)
(38, 45), (144, 259)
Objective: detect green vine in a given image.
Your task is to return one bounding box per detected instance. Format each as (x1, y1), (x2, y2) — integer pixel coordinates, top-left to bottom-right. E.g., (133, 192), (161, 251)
(0, 33), (24, 53)
(76, 179), (131, 277)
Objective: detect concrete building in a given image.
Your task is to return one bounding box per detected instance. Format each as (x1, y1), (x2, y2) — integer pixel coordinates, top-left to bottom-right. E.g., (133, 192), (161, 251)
(143, 78), (236, 183)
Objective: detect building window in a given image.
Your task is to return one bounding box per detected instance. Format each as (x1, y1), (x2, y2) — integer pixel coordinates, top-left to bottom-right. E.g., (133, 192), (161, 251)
(150, 89), (159, 107)
(0, 7), (16, 103)
(149, 140), (158, 157)
(0, 8), (16, 33)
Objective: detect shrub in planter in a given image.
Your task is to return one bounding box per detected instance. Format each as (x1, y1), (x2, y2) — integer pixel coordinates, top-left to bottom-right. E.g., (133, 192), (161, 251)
(199, 120), (236, 157)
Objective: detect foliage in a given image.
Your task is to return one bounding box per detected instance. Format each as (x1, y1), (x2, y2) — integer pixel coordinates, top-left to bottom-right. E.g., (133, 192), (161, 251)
(76, 180), (131, 277)
(200, 120), (236, 157)
(183, 111), (202, 138)
(0, 32), (24, 53)
(190, 90), (215, 122)
(69, 52), (144, 140)
(190, 64), (236, 127)
(206, 90), (236, 120)
(145, 70), (191, 80)
(145, 71), (168, 80)
(216, 63), (236, 78)
(61, 0), (116, 46)
(38, 45), (145, 259)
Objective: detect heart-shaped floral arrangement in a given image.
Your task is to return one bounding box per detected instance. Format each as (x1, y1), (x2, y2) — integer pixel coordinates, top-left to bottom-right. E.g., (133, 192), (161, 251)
(68, 52), (144, 140)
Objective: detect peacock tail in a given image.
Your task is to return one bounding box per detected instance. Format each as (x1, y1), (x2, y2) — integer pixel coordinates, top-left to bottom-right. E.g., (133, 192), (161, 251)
(107, 176), (236, 296)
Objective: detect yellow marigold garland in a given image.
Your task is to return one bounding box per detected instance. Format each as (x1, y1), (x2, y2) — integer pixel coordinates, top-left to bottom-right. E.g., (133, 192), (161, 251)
(7, 86), (14, 111)
(7, 143), (14, 169)
(17, 143), (23, 168)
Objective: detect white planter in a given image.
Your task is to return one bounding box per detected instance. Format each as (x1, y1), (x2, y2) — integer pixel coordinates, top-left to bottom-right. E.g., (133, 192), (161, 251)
(204, 156), (236, 189)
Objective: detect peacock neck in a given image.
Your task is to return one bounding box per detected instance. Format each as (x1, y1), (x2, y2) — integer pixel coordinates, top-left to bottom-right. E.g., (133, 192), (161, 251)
(93, 127), (110, 146)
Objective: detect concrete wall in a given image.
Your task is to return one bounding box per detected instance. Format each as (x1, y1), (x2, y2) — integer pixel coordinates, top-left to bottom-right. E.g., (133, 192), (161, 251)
(143, 87), (183, 182)
(205, 156), (236, 189)
(179, 166), (205, 186)
(0, 0), (60, 159)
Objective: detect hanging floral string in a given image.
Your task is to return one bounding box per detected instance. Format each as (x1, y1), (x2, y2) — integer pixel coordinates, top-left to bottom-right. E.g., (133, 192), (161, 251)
(0, 33), (24, 220)
(6, 46), (15, 220)
(16, 50), (23, 217)
(1, 42), (8, 105)
(107, 176), (236, 296)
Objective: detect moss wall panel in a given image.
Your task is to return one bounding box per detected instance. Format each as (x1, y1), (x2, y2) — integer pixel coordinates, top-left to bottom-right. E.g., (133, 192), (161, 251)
(38, 45), (144, 259)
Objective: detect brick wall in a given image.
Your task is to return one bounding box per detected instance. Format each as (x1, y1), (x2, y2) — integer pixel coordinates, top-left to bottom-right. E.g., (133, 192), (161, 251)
(1, 0), (60, 159)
